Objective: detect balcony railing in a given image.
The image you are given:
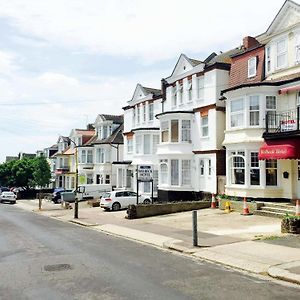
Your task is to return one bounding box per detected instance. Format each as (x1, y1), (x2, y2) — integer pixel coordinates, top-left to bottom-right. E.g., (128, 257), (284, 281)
(265, 108), (300, 135)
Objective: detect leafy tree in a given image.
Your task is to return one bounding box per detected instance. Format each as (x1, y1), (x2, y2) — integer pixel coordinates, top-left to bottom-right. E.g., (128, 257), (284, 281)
(32, 156), (51, 188)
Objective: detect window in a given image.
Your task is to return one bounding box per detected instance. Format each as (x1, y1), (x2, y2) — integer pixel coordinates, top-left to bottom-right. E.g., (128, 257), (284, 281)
(266, 96), (277, 127)
(127, 139), (133, 154)
(201, 116), (209, 136)
(171, 86), (177, 107)
(132, 108), (136, 125)
(171, 120), (179, 142)
(296, 34), (300, 64)
(96, 148), (105, 163)
(182, 160), (191, 185)
(276, 39), (287, 69)
(149, 103), (154, 121)
(181, 120), (191, 142)
(126, 170), (132, 188)
(230, 98), (244, 128)
(87, 174), (93, 184)
(188, 81), (192, 102)
(176, 84), (183, 105)
(208, 159), (212, 176)
(96, 174), (102, 184)
(266, 159), (277, 186)
(105, 174), (110, 184)
(199, 160), (205, 176)
(87, 150), (93, 163)
(143, 134), (151, 154)
(171, 159), (179, 185)
(103, 126), (108, 139)
(231, 154), (245, 184)
(161, 121), (169, 142)
(248, 57), (257, 78)
(137, 106), (140, 124)
(152, 135), (159, 154)
(250, 152), (260, 185)
(135, 135), (142, 154)
(143, 104), (146, 122)
(81, 150), (86, 163)
(198, 77), (204, 100)
(160, 163), (168, 185)
(249, 95), (260, 126)
(266, 46), (271, 72)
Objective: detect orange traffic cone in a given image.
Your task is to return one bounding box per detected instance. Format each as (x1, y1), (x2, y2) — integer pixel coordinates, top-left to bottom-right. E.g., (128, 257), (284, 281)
(296, 199), (300, 216)
(211, 193), (217, 209)
(241, 197), (252, 216)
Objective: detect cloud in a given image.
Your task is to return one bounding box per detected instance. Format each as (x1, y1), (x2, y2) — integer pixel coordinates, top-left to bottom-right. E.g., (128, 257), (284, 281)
(0, 0), (284, 63)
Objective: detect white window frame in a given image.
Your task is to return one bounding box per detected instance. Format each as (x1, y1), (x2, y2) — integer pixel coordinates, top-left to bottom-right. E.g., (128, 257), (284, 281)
(199, 160), (205, 176)
(208, 159), (212, 176)
(230, 98), (245, 128)
(160, 163), (168, 185)
(188, 81), (193, 102)
(266, 46), (271, 73)
(276, 38), (287, 69)
(250, 152), (260, 186)
(143, 104), (146, 123)
(127, 139), (133, 154)
(181, 120), (191, 142)
(171, 159), (179, 186)
(143, 134), (151, 155)
(161, 121), (169, 143)
(197, 77), (204, 100)
(248, 57), (257, 78)
(135, 135), (142, 154)
(249, 95), (260, 126)
(201, 116), (209, 137)
(149, 103), (154, 121)
(182, 160), (191, 186)
(266, 159), (278, 186)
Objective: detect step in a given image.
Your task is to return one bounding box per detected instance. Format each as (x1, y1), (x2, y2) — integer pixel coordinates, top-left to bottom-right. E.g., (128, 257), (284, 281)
(260, 206), (295, 214)
(254, 210), (287, 218)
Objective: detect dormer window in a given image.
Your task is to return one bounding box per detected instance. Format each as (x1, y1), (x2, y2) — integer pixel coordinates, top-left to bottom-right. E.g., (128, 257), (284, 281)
(248, 57), (257, 78)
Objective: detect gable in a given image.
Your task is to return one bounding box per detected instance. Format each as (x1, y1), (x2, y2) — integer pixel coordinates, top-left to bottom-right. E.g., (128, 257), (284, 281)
(170, 54), (195, 78)
(264, 0), (300, 37)
(131, 84), (146, 101)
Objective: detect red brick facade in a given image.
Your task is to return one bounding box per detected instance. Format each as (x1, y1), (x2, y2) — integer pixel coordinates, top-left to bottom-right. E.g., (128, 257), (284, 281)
(229, 38), (265, 88)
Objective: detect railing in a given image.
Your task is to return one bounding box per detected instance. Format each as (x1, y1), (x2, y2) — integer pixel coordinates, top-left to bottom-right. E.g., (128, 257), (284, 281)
(265, 107), (300, 134)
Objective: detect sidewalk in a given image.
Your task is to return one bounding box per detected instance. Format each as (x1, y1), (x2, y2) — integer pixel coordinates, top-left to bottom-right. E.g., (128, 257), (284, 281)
(16, 199), (300, 285)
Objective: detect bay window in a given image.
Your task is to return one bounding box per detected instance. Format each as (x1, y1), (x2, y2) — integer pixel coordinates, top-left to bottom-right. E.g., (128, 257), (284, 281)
(87, 150), (93, 163)
(143, 134), (151, 154)
(152, 135), (159, 154)
(135, 135), (142, 154)
(160, 163), (168, 185)
(181, 120), (191, 142)
(250, 152), (260, 185)
(161, 121), (169, 142)
(96, 148), (105, 163)
(231, 152), (245, 184)
(171, 159), (179, 185)
(249, 95), (260, 126)
(266, 96), (277, 127)
(127, 139), (133, 154)
(230, 98), (244, 128)
(201, 116), (209, 136)
(182, 160), (191, 185)
(171, 120), (179, 142)
(81, 150), (86, 163)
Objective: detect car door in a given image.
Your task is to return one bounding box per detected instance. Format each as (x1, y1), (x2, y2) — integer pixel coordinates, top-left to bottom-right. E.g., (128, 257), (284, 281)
(127, 191), (138, 205)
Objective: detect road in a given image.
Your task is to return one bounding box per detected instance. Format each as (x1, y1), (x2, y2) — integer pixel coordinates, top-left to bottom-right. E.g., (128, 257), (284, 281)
(0, 204), (299, 300)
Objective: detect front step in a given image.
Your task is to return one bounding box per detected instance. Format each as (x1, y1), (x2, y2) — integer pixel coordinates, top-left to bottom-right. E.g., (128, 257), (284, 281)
(255, 202), (296, 218)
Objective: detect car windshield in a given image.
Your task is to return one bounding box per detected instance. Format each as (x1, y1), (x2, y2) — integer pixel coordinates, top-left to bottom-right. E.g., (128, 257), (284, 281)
(102, 192), (111, 198)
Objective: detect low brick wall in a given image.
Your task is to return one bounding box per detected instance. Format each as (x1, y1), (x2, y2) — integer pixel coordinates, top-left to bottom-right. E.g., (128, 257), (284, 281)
(126, 201), (211, 219)
(218, 199), (263, 212)
(87, 199), (100, 207)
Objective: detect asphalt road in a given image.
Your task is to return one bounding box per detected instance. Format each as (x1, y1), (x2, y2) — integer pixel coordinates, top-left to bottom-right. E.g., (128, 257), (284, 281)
(0, 204), (299, 300)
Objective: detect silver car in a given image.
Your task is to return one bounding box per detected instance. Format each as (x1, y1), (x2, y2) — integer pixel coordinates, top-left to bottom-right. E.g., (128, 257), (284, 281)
(0, 191), (17, 204)
(100, 190), (151, 211)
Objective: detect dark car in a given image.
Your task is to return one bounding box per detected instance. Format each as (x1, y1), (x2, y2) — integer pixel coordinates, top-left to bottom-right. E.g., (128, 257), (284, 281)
(52, 188), (73, 204)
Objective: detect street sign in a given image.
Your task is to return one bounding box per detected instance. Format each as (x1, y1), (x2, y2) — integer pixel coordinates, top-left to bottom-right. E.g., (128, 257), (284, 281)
(137, 165), (153, 182)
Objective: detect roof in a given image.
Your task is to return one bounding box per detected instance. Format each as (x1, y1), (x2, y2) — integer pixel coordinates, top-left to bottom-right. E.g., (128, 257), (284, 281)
(205, 47), (244, 67)
(142, 86), (162, 97)
(74, 129), (95, 136)
(97, 114), (123, 124)
(84, 124), (124, 145)
(62, 147), (75, 155)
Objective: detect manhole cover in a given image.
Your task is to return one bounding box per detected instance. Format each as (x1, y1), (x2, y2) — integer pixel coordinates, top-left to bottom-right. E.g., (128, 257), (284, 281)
(44, 264), (72, 272)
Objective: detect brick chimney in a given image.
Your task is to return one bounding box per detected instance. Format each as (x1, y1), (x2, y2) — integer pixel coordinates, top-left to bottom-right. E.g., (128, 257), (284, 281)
(243, 36), (260, 50)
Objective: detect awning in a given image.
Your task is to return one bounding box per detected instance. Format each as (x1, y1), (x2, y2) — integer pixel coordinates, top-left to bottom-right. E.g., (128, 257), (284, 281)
(278, 85), (300, 95)
(258, 139), (300, 160)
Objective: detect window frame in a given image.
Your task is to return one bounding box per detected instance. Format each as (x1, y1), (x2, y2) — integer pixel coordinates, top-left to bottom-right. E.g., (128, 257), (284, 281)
(248, 57), (257, 78)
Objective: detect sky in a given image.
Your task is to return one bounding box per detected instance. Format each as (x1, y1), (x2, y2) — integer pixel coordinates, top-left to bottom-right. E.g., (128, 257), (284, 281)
(0, 0), (287, 162)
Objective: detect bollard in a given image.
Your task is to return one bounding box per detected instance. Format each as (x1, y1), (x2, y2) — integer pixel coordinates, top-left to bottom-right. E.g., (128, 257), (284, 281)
(74, 199), (78, 219)
(192, 210), (198, 247)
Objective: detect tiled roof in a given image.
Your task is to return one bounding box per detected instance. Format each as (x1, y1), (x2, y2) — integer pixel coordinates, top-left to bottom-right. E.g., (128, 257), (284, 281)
(187, 57), (202, 67)
(85, 124), (124, 145)
(75, 129), (95, 136)
(143, 86), (162, 97)
(205, 47), (243, 67)
(98, 114), (123, 124)
(62, 147), (75, 155)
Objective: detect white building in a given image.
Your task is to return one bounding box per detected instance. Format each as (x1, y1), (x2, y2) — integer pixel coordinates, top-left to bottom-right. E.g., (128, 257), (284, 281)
(115, 84), (162, 197)
(222, 0), (300, 201)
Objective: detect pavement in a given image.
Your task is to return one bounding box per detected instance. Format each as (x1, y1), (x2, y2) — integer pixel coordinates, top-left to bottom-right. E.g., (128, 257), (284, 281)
(14, 199), (300, 286)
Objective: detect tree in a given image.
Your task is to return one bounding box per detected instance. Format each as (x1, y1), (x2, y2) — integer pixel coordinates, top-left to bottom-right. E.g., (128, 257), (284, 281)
(32, 156), (51, 188)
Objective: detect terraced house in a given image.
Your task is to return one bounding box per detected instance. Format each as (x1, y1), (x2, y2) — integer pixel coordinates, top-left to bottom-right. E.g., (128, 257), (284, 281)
(221, 0), (300, 201)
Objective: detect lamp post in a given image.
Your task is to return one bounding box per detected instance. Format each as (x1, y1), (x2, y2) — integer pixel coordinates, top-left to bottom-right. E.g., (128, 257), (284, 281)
(68, 138), (79, 219)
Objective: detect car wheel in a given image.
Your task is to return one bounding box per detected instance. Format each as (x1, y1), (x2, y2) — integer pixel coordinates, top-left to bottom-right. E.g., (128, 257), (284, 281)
(112, 202), (121, 211)
(143, 199), (151, 204)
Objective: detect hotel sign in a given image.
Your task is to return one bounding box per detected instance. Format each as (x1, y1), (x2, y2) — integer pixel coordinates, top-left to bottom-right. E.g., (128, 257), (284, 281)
(280, 119), (297, 131)
(137, 165), (153, 182)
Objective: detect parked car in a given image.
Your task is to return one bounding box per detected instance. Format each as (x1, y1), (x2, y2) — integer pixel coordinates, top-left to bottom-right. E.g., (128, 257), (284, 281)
(0, 191), (17, 204)
(100, 190), (151, 211)
(0, 187), (10, 193)
(52, 188), (73, 204)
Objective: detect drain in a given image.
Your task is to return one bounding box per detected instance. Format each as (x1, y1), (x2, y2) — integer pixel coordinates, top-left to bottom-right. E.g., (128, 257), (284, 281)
(44, 263), (72, 272)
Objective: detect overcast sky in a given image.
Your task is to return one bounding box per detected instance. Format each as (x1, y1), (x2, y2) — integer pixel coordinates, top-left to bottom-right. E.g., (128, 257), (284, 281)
(0, 0), (286, 162)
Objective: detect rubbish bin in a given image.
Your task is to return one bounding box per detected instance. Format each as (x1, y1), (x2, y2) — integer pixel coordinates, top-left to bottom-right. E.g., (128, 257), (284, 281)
(61, 191), (75, 202)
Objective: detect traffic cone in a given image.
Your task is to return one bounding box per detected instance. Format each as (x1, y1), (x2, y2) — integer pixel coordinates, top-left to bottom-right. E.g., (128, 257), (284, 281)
(241, 197), (253, 216)
(211, 193), (217, 209)
(296, 200), (300, 216)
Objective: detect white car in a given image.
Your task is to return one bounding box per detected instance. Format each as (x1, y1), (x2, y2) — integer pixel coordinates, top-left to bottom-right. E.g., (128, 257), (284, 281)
(0, 191), (17, 204)
(100, 190), (151, 211)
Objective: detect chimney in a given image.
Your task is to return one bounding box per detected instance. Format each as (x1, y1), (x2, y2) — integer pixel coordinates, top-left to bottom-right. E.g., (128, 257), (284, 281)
(243, 36), (260, 50)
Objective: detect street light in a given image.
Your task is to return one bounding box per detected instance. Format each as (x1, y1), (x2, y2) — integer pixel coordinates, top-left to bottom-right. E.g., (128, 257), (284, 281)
(67, 138), (79, 219)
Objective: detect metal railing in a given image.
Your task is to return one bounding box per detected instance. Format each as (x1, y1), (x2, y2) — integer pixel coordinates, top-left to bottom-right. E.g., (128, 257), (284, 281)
(265, 107), (300, 134)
